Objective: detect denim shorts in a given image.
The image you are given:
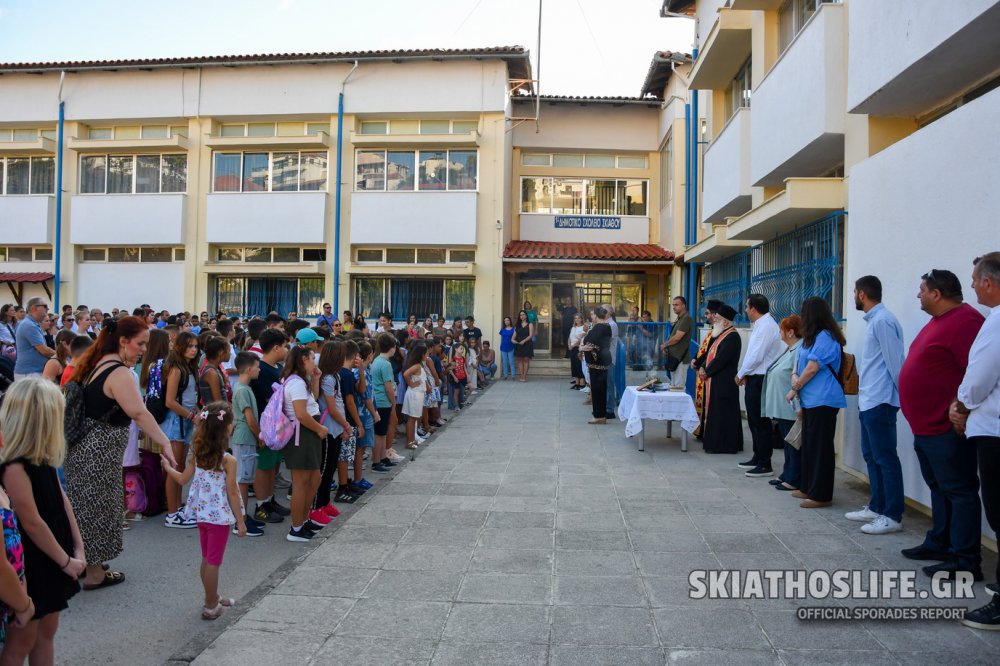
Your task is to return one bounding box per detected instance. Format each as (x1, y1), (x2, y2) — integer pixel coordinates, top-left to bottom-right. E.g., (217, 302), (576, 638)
(357, 416), (374, 448)
(232, 443), (257, 485)
(163, 411), (194, 445)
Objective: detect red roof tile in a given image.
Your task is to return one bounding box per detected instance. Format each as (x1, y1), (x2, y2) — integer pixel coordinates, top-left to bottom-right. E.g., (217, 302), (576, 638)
(0, 272), (54, 283)
(503, 241), (674, 262)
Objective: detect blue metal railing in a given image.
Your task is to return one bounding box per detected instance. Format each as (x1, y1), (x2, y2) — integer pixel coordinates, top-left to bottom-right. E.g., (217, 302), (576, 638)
(617, 322), (673, 370)
(702, 250), (752, 325)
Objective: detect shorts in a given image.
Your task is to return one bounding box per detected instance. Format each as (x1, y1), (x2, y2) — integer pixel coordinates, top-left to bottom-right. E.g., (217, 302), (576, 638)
(198, 522), (230, 566)
(357, 415), (374, 448)
(282, 419), (323, 471)
(232, 443), (257, 485)
(163, 411), (194, 445)
(374, 407), (393, 436)
(257, 446), (283, 472)
(336, 432), (355, 464)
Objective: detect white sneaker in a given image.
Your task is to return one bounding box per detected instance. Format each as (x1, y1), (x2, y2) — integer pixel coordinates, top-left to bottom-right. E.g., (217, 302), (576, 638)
(581, 386), (591, 394)
(387, 451), (406, 463)
(861, 515), (903, 535)
(845, 505), (879, 522)
(415, 433), (426, 444)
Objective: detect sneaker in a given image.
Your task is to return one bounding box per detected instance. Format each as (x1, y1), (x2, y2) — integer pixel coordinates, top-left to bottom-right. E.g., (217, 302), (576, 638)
(737, 458), (758, 469)
(363, 450), (371, 460)
(263, 499), (291, 517)
(963, 594), (1000, 631)
(415, 433), (426, 444)
(347, 482), (367, 495)
(371, 463), (390, 473)
(245, 515), (266, 530)
(164, 512), (197, 529)
(334, 489), (358, 503)
(861, 515), (903, 535)
(744, 465), (774, 478)
(417, 427), (429, 438)
(988, 583), (999, 595)
(304, 519), (326, 531)
(236, 522), (264, 537)
(387, 451), (406, 463)
(322, 503), (341, 518)
(286, 526), (315, 542)
(254, 505), (284, 524)
(286, 489), (293, 501)
(308, 509), (332, 525)
(356, 478), (373, 490)
(845, 506), (879, 523)
(922, 560), (984, 581)
(381, 458), (398, 467)
(901, 544), (951, 561)
(581, 386), (591, 394)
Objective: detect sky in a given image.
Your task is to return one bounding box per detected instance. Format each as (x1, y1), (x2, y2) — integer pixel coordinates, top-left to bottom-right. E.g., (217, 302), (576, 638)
(0, 0), (694, 97)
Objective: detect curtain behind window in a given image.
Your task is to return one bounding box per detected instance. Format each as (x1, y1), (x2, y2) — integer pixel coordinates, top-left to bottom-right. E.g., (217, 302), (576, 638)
(247, 278), (297, 317)
(390, 279), (443, 321)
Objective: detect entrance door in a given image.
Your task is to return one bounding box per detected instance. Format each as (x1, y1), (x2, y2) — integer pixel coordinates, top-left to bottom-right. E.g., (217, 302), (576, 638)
(521, 283), (552, 354)
(551, 283), (577, 358)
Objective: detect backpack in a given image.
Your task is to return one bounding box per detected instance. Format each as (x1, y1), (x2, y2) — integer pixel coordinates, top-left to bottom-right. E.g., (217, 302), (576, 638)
(259, 378), (300, 451)
(827, 351), (859, 396)
(64, 361), (124, 447)
(123, 468), (147, 514)
(144, 360), (169, 423)
(122, 448), (167, 517)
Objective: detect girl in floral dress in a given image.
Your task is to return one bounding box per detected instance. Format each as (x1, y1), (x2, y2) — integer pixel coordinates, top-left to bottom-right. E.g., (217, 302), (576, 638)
(160, 402), (246, 620)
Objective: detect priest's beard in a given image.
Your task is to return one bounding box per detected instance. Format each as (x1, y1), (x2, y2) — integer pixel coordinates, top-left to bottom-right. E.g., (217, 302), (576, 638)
(712, 322), (726, 337)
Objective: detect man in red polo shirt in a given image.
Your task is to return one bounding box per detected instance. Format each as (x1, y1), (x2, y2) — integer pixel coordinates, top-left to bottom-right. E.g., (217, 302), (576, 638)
(898, 269), (984, 580)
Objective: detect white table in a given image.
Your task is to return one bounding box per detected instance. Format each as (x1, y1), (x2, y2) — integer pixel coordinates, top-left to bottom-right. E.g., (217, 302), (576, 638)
(616, 386), (699, 452)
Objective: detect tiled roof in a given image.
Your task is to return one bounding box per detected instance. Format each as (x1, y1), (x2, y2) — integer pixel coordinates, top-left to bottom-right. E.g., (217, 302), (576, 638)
(513, 95), (661, 106)
(639, 50), (693, 99)
(503, 241), (674, 262)
(0, 46), (532, 80)
(0, 272), (54, 283)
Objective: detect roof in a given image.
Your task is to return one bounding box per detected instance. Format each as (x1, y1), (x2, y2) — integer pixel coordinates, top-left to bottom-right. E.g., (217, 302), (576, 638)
(0, 272), (53, 283)
(513, 95), (661, 107)
(0, 46), (532, 82)
(503, 241), (674, 262)
(661, 0), (696, 16)
(640, 51), (692, 99)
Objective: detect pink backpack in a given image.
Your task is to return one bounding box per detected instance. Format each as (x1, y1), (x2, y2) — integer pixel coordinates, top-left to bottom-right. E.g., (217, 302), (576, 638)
(123, 469), (147, 514)
(259, 378), (300, 450)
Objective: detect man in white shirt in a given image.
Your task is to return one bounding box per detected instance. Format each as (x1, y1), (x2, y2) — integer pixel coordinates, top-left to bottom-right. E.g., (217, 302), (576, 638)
(951, 251), (1000, 630)
(737, 294), (786, 477)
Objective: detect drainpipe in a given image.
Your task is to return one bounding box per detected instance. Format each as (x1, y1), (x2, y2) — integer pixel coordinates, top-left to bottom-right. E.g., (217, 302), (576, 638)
(687, 48), (700, 313)
(333, 60), (359, 314)
(54, 71), (66, 312)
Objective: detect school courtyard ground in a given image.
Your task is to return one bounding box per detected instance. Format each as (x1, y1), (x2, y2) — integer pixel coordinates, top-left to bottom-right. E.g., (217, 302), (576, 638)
(62, 377), (1000, 665)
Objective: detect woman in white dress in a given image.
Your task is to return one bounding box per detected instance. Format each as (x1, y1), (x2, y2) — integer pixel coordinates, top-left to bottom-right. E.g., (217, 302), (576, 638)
(402, 343), (429, 450)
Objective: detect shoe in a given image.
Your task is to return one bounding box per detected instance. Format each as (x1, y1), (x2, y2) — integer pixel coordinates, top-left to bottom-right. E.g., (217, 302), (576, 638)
(775, 483), (797, 491)
(737, 458), (758, 469)
(286, 526), (315, 542)
(432, 421), (446, 428)
(304, 519), (325, 531)
(347, 482), (368, 495)
(164, 512), (197, 529)
(901, 545), (951, 561)
(286, 490), (293, 501)
(845, 505), (879, 522)
(236, 523), (264, 537)
(768, 479), (783, 486)
(963, 594), (1000, 630)
(263, 499), (291, 517)
(417, 427), (429, 438)
(245, 515), (266, 529)
(308, 509), (332, 525)
(790, 490), (809, 499)
(581, 386), (590, 394)
(371, 463), (390, 473)
(356, 478), (373, 490)
(987, 583), (999, 595)
(860, 515), (902, 535)
(334, 490), (358, 503)
(800, 499), (832, 509)
(322, 503), (341, 518)
(588, 418), (607, 425)
(745, 466), (774, 478)
(247, 484), (255, 498)
(415, 433), (426, 444)
(387, 451), (406, 463)
(254, 505), (284, 524)
(922, 561), (984, 581)
(381, 458), (398, 467)
(363, 450), (371, 460)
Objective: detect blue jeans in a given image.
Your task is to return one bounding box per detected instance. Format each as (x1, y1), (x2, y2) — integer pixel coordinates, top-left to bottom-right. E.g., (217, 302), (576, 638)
(913, 431), (981, 570)
(859, 404), (904, 522)
(501, 350), (515, 378)
(484, 363), (497, 378)
(775, 419), (800, 488)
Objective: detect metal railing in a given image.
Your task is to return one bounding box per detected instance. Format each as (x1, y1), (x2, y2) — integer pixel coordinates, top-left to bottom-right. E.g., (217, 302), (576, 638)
(703, 250), (752, 325)
(617, 321), (673, 370)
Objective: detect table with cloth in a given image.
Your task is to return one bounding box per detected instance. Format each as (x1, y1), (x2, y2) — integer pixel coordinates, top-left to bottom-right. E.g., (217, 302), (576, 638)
(617, 385), (699, 452)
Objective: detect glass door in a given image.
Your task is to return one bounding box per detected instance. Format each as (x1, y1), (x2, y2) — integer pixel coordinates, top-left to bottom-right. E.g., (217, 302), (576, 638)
(521, 282), (552, 354)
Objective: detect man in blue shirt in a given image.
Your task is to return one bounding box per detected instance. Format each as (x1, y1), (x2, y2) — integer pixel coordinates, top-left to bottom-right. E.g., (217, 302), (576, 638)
(848, 276), (906, 535)
(13, 297), (55, 379)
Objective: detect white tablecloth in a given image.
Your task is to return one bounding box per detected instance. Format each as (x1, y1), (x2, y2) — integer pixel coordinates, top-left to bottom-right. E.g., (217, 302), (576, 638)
(617, 386), (699, 438)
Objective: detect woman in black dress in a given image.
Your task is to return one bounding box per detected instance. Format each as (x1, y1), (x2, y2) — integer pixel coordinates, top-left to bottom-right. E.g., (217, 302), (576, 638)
(0, 377), (85, 664)
(580, 307), (613, 424)
(512, 310), (534, 382)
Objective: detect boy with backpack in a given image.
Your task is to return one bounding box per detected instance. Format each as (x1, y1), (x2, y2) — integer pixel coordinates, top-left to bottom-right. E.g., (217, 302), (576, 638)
(232, 352), (265, 536)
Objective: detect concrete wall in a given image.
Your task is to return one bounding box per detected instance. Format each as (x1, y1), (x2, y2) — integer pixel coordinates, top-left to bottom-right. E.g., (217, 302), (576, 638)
(350, 191), (478, 245)
(844, 85), (1000, 534)
(76, 263), (185, 312)
(70, 194), (186, 245)
(205, 192), (327, 244)
(513, 103), (660, 152)
(0, 196), (53, 244)
(695, 0), (730, 48)
(701, 108), (751, 223)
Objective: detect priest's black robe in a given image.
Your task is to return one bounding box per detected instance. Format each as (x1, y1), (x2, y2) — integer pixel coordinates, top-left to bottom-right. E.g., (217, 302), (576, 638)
(702, 327), (744, 454)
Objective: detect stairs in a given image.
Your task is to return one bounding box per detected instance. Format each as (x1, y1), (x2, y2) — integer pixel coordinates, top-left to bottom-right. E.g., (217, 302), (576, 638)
(527, 356), (571, 377)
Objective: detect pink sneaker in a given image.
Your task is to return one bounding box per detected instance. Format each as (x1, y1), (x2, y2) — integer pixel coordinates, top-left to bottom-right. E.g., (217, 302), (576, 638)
(322, 503), (340, 518)
(308, 509), (332, 525)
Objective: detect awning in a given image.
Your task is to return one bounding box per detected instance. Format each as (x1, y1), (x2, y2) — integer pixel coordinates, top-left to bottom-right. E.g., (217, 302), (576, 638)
(0, 272), (54, 305)
(503, 241), (674, 263)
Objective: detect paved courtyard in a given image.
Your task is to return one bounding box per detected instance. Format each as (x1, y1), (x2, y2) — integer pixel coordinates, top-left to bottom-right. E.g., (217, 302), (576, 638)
(178, 378), (1000, 665)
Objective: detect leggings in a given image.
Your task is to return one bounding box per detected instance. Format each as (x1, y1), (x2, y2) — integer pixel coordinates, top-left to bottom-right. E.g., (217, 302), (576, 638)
(314, 434), (342, 509)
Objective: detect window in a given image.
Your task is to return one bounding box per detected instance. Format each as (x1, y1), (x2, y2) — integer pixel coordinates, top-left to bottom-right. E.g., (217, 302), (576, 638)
(82, 248), (106, 262)
(521, 177), (649, 216)
(725, 58), (752, 122)
(778, 0), (836, 53)
(420, 120), (450, 135)
(211, 152), (328, 192)
(87, 125), (180, 140)
(8, 247), (33, 261)
(214, 247), (322, 263)
(416, 249), (446, 264)
(140, 247), (172, 262)
(521, 153), (551, 166)
(386, 248), (416, 264)
(584, 154), (616, 168)
(452, 120), (478, 134)
(302, 248), (326, 261)
(217, 121), (325, 138)
(173, 248), (186, 261)
(141, 125), (169, 139)
(213, 277), (327, 317)
(617, 156), (648, 169)
(660, 136), (673, 206)
(360, 121), (388, 135)
(108, 248), (140, 263)
(449, 249), (475, 263)
(79, 154), (187, 194)
(2, 157), (54, 195)
(522, 152), (647, 170)
(88, 128), (113, 140)
(355, 150), (478, 191)
(351, 278), (474, 321)
(356, 249), (384, 262)
(116, 127), (140, 140)
(273, 247), (300, 262)
(553, 154), (584, 168)
(0, 246), (51, 262)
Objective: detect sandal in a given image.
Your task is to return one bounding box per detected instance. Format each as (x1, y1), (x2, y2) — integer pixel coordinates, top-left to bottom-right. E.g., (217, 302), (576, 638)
(201, 603), (226, 621)
(83, 570), (126, 590)
(218, 596), (235, 608)
(406, 441), (419, 450)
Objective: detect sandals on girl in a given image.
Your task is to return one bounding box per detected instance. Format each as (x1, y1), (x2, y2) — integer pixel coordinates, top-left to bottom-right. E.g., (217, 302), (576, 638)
(406, 441), (419, 450)
(201, 603), (225, 620)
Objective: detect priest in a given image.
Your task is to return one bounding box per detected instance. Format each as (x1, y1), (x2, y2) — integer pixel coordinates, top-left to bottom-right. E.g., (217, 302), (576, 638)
(699, 304), (744, 454)
(690, 299), (722, 437)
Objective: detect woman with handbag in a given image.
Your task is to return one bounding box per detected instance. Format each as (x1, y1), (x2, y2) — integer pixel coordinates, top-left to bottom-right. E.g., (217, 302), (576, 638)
(580, 307), (613, 424)
(764, 316), (803, 492)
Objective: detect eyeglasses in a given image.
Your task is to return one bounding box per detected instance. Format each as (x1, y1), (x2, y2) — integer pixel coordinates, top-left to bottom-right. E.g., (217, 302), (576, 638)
(333, 323), (343, 328)
(324, 306), (332, 310)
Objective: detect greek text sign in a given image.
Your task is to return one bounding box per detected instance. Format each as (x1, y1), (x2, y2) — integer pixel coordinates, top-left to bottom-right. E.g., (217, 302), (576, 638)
(554, 216), (622, 230)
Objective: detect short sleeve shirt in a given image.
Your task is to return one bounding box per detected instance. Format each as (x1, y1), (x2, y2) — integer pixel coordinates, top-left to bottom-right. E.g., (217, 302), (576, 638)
(250, 361), (280, 413)
(372, 356), (395, 408)
(231, 383), (258, 446)
(338, 368), (358, 426)
(13, 316), (47, 375)
(320, 374), (345, 437)
(796, 330), (846, 409)
(282, 375), (319, 419)
(667, 313), (694, 362)
(462, 327), (483, 344)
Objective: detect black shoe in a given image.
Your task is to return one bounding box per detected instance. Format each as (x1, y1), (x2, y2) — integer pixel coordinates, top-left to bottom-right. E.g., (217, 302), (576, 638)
(245, 514), (266, 529)
(922, 560), (984, 581)
(988, 583), (999, 595)
(371, 463), (390, 473)
(262, 499), (291, 517)
(334, 490), (358, 503)
(380, 458), (398, 467)
(963, 594), (1000, 631)
(254, 504), (284, 524)
(737, 458), (758, 469)
(304, 519), (325, 531)
(247, 484), (255, 498)
(347, 482), (367, 495)
(236, 522), (265, 537)
(286, 525), (316, 542)
(745, 465), (774, 478)
(901, 545), (951, 561)
(768, 479), (782, 486)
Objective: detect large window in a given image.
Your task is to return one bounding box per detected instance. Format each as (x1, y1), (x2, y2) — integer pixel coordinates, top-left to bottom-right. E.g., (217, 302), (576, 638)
(87, 125), (187, 140)
(0, 246), (52, 262)
(79, 247), (186, 263)
(724, 58), (752, 122)
(358, 119), (479, 135)
(353, 278), (475, 321)
(521, 177), (648, 216)
(1, 157), (54, 195)
(79, 154), (186, 194)
(355, 149), (477, 191)
(212, 152), (328, 192)
(778, 0), (837, 54)
(213, 276), (326, 317)
(214, 247), (327, 263)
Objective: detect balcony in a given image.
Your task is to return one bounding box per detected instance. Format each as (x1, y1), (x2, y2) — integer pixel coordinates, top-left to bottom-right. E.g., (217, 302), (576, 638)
(67, 134), (189, 152)
(688, 8), (753, 90)
(683, 224), (754, 264)
(350, 131), (480, 149)
(701, 108), (752, 224)
(70, 194), (187, 245)
(728, 177), (844, 241)
(848, 1), (1000, 116)
(206, 192), (326, 244)
(350, 191), (477, 245)
(750, 2), (846, 187)
(203, 132), (330, 151)
(0, 196), (54, 244)
(519, 213), (649, 244)
(0, 137), (55, 156)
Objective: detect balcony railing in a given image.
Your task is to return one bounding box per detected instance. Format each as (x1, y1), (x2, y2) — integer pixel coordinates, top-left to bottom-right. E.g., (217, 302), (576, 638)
(703, 249), (752, 325)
